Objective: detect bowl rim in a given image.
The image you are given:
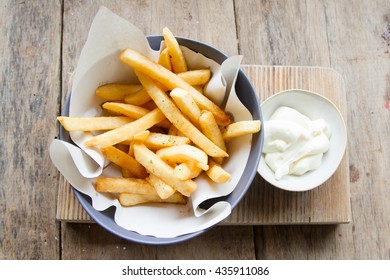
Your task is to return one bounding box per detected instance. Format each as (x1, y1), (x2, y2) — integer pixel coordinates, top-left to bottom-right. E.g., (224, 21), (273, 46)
(61, 35), (263, 244)
(258, 88), (347, 192)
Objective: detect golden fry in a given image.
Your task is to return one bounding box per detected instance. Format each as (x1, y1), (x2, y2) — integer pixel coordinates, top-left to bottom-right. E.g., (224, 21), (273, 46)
(158, 48), (173, 71)
(162, 27), (188, 73)
(177, 69), (211, 86)
(57, 116), (132, 131)
(206, 159), (231, 183)
(95, 177), (153, 194)
(222, 120), (261, 140)
(102, 102), (150, 119)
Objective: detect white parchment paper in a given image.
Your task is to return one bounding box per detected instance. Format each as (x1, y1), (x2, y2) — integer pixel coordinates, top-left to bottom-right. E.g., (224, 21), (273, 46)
(49, 6), (253, 238)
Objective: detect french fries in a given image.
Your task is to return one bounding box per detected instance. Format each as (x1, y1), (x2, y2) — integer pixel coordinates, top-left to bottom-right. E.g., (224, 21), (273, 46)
(119, 48), (232, 126)
(115, 143), (133, 178)
(102, 102), (150, 119)
(84, 108), (166, 148)
(96, 177), (185, 206)
(158, 48), (173, 71)
(222, 120), (262, 140)
(57, 116), (132, 131)
(133, 143), (197, 197)
(95, 177), (152, 194)
(206, 159), (231, 183)
(177, 69), (211, 86)
(170, 88), (201, 128)
(143, 132), (190, 150)
(103, 102), (171, 129)
(136, 72), (228, 158)
(199, 109), (227, 165)
(57, 27), (261, 207)
(156, 144), (209, 171)
(101, 146), (148, 178)
(173, 162), (202, 180)
(162, 27), (188, 73)
(124, 88), (152, 105)
(146, 173), (175, 199)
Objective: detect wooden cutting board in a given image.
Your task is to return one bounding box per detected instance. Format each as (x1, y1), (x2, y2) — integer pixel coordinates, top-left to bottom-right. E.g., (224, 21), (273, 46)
(56, 65), (351, 225)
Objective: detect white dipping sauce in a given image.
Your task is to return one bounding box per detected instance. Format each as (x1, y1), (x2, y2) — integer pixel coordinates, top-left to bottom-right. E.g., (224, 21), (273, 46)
(263, 106), (331, 180)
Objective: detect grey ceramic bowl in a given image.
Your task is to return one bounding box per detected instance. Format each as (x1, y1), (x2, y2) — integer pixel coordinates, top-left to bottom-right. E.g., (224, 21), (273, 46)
(60, 36), (263, 244)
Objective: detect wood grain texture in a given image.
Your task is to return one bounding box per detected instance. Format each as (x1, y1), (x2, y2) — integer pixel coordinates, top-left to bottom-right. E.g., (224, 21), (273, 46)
(235, 0), (331, 66)
(0, 1), (62, 259)
(326, 0), (390, 260)
(235, 0), (390, 259)
(61, 223), (255, 260)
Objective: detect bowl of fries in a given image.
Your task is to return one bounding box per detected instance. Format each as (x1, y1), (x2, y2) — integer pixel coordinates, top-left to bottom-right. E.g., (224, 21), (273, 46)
(52, 9), (263, 244)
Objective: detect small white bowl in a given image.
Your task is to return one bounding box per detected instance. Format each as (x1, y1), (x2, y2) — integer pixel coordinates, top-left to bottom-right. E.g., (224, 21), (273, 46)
(258, 89), (347, 192)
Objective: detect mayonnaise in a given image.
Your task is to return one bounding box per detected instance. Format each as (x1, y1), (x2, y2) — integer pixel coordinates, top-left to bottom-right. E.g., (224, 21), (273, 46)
(263, 106), (331, 180)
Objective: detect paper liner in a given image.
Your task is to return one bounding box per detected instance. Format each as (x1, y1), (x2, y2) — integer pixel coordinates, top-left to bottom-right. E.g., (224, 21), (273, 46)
(49, 6), (253, 238)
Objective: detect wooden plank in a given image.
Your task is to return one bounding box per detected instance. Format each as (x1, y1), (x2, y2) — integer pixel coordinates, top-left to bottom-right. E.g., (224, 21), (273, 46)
(235, 0), (331, 66)
(235, 0), (390, 259)
(57, 65), (351, 225)
(323, 0), (390, 259)
(61, 223), (255, 259)
(0, 1), (62, 259)
(56, 176), (92, 223)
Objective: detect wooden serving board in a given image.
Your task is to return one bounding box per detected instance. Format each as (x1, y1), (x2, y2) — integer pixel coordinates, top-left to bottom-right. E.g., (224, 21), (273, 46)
(56, 65), (351, 225)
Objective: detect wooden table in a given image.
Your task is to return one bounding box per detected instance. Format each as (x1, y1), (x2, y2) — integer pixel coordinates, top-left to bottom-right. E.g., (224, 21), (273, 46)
(1, 0), (389, 259)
